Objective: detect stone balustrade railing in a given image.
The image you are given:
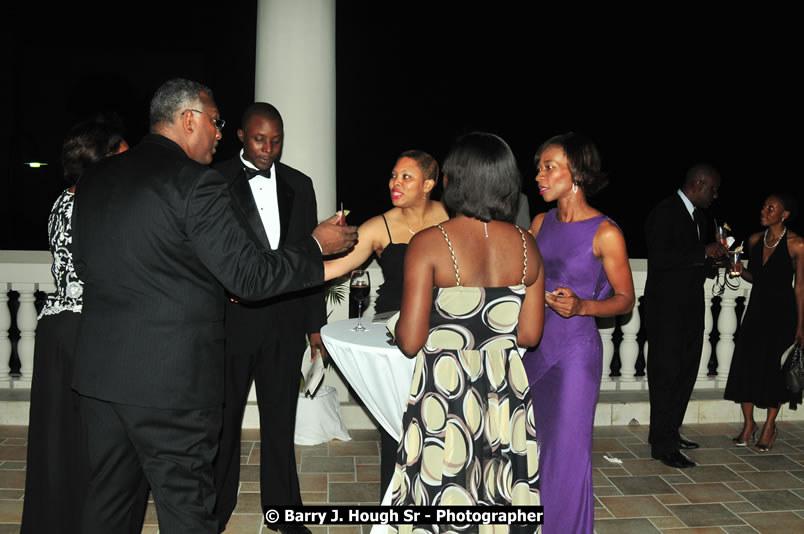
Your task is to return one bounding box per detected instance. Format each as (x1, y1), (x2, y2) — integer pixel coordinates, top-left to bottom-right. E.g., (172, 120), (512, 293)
(2, 251), (752, 392)
(1, 251), (54, 388)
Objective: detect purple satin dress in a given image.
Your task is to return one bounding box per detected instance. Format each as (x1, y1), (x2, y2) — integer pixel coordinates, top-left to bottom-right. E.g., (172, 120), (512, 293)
(523, 208), (613, 534)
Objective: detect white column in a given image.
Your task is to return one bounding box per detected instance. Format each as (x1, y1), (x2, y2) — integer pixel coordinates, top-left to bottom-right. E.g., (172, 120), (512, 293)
(255, 0), (337, 220)
(0, 287), (11, 386)
(14, 283), (38, 385)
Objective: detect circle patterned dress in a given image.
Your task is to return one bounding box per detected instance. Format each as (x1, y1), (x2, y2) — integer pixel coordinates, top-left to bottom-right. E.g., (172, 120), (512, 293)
(388, 225), (541, 534)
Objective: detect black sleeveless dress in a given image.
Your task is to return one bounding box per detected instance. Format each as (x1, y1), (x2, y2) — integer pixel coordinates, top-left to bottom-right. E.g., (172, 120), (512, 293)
(374, 214), (407, 313)
(724, 235), (801, 408)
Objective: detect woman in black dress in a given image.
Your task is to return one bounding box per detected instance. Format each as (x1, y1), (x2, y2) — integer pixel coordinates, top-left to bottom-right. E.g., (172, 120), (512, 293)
(324, 149), (448, 497)
(724, 193), (804, 452)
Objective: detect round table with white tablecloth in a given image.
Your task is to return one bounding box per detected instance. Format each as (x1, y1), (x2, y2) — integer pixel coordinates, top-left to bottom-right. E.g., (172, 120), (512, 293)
(320, 317), (415, 442)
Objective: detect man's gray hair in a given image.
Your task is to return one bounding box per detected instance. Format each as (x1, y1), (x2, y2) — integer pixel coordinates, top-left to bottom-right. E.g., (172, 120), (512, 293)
(149, 78), (213, 131)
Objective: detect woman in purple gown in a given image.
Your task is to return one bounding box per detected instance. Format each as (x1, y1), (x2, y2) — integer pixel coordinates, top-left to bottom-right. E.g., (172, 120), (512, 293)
(523, 133), (635, 533)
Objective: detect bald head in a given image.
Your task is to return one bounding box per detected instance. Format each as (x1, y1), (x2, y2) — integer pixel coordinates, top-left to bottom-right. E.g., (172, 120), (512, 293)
(682, 164), (720, 209)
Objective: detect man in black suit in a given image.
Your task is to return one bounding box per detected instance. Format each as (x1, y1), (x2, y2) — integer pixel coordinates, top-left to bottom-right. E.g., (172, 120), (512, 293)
(213, 103), (326, 534)
(71, 78), (356, 534)
(645, 165), (727, 469)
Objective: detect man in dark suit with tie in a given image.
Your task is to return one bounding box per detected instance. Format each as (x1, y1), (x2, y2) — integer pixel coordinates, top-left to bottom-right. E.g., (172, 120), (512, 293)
(71, 79), (356, 534)
(645, 164), (727, 469)
(212, 103), (326, 534)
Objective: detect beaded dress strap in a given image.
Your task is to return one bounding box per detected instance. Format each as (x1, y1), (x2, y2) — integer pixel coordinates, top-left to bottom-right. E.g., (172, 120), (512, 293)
(518, 226), (528, 285)
(436, 224), (460, 286)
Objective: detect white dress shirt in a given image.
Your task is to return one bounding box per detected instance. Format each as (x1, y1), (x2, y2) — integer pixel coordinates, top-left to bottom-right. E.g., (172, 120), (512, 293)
(677, 189), (699, 239)
(241, 150), (280, 250)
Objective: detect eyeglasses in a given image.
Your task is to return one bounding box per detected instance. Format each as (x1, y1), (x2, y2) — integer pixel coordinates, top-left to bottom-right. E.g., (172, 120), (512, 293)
(186, 109), (225, 131)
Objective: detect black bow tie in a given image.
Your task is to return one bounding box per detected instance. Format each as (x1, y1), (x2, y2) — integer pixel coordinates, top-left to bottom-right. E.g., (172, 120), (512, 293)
(243, 166), (270, 180)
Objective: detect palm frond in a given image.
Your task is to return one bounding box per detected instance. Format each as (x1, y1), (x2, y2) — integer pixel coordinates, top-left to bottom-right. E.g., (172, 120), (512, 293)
(324, 276), (349, 308)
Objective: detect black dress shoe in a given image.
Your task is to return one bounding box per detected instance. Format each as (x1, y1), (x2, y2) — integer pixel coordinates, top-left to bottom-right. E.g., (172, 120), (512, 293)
(274, 525), (313, 534)
(678, 438), (700, 450)
(652, 450), (696, 468)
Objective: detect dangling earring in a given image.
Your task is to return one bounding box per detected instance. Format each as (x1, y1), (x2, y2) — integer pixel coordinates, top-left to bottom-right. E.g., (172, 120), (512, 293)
(572, 182), (579, 194)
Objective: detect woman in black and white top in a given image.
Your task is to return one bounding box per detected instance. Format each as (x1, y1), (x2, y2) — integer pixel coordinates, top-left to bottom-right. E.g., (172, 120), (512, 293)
(21, 114), (134, 534)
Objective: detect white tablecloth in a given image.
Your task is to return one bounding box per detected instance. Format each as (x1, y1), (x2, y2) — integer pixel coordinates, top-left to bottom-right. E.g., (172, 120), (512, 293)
(321, 318), (416, 442)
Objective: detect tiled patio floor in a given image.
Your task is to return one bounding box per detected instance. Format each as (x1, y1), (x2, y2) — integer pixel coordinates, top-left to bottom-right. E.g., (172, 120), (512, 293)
(2, 422), (804, 533)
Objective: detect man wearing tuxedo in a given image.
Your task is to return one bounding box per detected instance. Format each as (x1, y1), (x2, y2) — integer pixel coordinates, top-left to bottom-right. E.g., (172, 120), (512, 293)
(71, 79), (356, 534)
(212, 103), (325, 534)
(645, 165), (727, 469)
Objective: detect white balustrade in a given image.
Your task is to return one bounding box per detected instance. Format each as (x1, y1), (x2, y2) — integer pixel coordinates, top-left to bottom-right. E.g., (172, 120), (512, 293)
(597, 316), (616, 390)
(715, 288), (740, 388)
(15, 285), (38, 384)
(0, 254), (756, 394)
(0, 251), (53, 385)
(697, 293), (716, 387)
(618, 304), (642, 387)
(0, 289), (10, 385)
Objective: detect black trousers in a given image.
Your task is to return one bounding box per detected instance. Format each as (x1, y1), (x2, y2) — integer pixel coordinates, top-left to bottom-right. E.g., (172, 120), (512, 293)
(214, 335), (305, 530)
(80, 396), (220, 534)
(21, 312), (88, 534)
(647, 298), (704, 456)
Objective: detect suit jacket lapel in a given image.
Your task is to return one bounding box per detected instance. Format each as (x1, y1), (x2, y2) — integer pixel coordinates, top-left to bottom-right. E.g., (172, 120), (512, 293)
(229, 169), (272, 249)
(673, 194), (699, 242)
(275, 168), (294, 247)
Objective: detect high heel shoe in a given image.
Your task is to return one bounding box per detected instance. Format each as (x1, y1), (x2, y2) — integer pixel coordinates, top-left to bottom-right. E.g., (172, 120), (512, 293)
(754, 427), (777, 452)
(731, 422), (757, 447)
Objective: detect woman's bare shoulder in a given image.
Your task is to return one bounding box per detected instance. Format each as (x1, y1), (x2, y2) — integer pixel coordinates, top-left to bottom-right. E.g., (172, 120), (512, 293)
(529, 212), (547, 236)
(591, 219), (627, 257)
(358, 213), (388, 237)
(787, 229), (804, 253)
(406, 226), (445, 259)
(596, 218), (624, 237)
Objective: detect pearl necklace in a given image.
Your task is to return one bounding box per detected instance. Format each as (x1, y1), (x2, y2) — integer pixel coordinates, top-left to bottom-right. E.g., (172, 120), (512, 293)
(763, 227), (786, 249)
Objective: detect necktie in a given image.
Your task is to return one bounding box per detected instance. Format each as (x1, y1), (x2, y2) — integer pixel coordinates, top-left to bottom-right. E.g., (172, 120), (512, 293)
(243, 166), (270, 180)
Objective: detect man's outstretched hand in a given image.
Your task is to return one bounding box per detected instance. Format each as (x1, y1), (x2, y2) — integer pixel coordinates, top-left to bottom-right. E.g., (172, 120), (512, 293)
(314, 212), (358, 257)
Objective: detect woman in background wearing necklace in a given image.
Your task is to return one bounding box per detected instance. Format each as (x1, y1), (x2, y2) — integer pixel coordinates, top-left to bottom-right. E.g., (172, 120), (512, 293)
(725, 193), (804, 452)
(326, 150), (448, 314)
(325, 149), (448, 497)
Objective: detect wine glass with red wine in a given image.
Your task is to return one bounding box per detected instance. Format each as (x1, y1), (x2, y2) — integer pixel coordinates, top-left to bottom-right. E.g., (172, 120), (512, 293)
(350, 270), (371, 332)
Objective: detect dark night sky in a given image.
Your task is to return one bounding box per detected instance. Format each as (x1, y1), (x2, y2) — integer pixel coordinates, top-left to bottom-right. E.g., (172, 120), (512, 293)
(3, 3), (800, 258)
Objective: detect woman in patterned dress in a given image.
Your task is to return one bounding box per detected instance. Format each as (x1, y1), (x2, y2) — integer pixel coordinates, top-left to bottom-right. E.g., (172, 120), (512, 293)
(21, 115), (132, 534)
(387, 132), (545, 533)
